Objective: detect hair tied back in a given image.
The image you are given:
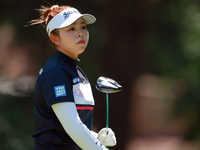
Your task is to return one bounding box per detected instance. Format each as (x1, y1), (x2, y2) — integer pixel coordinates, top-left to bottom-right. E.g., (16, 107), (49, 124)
(50, 5), (59, 11)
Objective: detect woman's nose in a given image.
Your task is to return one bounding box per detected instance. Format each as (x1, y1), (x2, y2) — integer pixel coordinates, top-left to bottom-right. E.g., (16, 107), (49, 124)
(77, 30), (83, 37)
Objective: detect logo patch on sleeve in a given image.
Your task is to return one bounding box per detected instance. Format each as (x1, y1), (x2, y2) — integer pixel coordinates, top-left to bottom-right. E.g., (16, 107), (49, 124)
(54, 85), (67, 97)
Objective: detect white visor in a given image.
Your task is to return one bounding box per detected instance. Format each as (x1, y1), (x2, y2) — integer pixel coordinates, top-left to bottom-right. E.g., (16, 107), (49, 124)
(46, 8), (96, 36)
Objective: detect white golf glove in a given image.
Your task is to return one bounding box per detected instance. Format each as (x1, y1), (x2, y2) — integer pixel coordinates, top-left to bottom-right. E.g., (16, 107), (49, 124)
(97, 128), (117, 147)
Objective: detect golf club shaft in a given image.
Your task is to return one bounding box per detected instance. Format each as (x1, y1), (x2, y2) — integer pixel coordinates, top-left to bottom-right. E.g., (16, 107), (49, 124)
(106, 93), (109, 129)
(106, 93), (109, 149)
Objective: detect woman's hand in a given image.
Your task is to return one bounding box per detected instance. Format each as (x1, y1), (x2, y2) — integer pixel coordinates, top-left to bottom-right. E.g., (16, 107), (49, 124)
(97, 128), (117, 147)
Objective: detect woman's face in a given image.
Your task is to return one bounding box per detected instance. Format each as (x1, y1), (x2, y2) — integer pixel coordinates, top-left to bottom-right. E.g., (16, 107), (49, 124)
(53, 18), (89, 59)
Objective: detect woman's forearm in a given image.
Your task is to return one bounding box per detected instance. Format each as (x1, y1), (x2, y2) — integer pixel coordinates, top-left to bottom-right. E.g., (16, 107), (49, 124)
(52, 102), (107, 150)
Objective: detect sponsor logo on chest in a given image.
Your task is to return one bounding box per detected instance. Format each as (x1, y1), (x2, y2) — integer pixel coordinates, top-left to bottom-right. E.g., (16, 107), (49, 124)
(73, 77), (81, 84)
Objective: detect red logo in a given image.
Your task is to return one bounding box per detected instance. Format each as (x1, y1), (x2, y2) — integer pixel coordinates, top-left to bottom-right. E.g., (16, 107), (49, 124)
(74, 89), (83, 97)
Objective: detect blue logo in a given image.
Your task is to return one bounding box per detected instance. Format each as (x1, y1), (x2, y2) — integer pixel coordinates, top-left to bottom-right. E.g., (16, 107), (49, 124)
(73, 77), (81, 84)
(63, 10), (79, 19)
(54, 85), (67, 97)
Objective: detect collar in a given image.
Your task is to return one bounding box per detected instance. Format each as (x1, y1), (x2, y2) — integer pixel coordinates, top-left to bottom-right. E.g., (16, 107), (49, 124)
(55, 50), (80, 65)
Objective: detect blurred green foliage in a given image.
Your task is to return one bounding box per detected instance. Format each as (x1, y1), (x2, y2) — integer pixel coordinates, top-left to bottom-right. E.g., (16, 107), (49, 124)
(0, 95), (33, 150)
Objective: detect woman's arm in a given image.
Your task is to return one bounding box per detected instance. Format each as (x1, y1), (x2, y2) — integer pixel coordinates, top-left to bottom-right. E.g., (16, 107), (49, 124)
(52, 102), (107, 150)
(91, 130), (98, 138)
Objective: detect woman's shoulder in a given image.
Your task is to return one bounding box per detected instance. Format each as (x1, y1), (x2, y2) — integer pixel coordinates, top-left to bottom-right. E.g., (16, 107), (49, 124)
(37, 54), (76, 82)
(41, 55), (69, 72)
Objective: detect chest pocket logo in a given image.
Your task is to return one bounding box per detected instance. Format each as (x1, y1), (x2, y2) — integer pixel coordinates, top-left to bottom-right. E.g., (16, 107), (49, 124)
(73, 83), (94, 105)
(74, 88), (83, 97)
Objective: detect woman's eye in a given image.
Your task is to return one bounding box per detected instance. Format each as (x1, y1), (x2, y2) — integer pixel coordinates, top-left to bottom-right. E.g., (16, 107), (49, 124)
(68, 27), (75, 31)
(82, 26), (87, 29)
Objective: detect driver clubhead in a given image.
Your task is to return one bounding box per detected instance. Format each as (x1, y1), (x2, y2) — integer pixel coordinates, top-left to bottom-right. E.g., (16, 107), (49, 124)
(96, 76), (122, 93)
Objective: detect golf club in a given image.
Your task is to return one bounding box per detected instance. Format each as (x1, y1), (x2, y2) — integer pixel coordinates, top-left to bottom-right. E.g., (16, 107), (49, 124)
(96, 76), (122, 149)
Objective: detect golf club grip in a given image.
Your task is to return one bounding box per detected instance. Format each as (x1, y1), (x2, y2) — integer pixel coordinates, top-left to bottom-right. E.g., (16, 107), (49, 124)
(106, 129), (109, 149)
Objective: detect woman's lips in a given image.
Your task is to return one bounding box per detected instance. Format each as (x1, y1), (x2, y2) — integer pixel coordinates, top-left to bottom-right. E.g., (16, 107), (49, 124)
(77, 40), (85, 44)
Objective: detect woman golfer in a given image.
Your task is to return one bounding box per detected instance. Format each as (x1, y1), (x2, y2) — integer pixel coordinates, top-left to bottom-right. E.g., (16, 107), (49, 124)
(30, 4), (116, 150)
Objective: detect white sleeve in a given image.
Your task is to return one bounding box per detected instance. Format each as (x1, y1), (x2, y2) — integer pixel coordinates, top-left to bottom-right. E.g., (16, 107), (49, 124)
(91, 131), (98, 138)
(52, 102), (107, 150)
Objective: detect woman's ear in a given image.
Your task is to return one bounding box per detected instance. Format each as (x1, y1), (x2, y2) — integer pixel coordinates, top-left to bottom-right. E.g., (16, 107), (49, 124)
(49, 34), (59, 45)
